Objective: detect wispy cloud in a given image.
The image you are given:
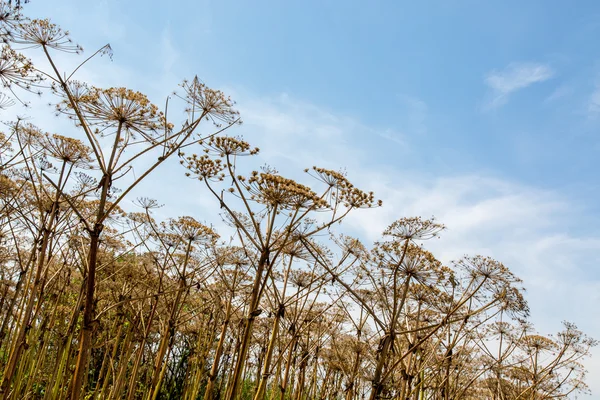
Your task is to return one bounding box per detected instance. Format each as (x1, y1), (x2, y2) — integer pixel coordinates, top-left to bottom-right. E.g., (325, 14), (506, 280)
(588, 84), (600, 117)
(544, 84), (573, 103)
(484, 62), (555, 109)
(160, 25), (179, 74)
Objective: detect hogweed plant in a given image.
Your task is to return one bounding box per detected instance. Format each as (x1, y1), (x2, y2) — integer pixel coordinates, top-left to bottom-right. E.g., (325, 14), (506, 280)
(0, 2), (595, 400)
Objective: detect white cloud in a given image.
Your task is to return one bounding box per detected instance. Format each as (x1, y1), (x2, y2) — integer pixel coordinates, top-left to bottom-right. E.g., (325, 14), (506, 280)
(484, 62), (555, 109)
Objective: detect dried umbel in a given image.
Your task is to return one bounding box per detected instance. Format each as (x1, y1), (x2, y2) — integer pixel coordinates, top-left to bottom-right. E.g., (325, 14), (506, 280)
(307, 166), (350, 188)
(486, 321), (515, 339)
(0, 1), (24, 40)
(307, 166), (382, 208)
(383, 217), (445, 241)
(355, 288), (377, 304)
(127, 211), (153, 226)
(181, 153), (225, 181)
(373, 242), (442, 285)
(213, 246), (250, 267)
(51, 80), (90, 105)
(290, 270), (318, 288)
(39, 133), (92, 166)
(340, 186), (380, 208)
(61, 87), (168, 138)
(275, 233), (312, 260)
(200, 136), (259, 157)
(73, 172), (97, 192)
(455, 256), (520, 285)
(408, 283), (436, 304)
(13, 122), (45, 148)
(556, 322), (598, 349)
(246, 172), (329, 210)
(179, 76), (240, 127)
(79, 199), (126, 221)
(521, 334), (558, 352)
(164, 216), (219, 245)
(339, 235), (368, 257)
(134, 197), (161, 211)
(0, 45), (42, 99)
(11, 18), (82, 53)
(497, 285), (529, 316)
(34, 155), (55, 173)
(31, 188), (58, 214)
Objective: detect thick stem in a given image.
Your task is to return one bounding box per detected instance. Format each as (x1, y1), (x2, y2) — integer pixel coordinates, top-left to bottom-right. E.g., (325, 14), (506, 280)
(225, 248), (269, 400)
(70, 227), (102, 400)
(204, 300), (233, 400)
(253, 304), (283, 400)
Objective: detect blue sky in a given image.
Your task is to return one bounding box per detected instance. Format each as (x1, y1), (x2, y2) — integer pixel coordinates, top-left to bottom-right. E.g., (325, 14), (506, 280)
(30, 1), (600, 184)
(71, 0), (600, 206)
(12, 0), (600, 394)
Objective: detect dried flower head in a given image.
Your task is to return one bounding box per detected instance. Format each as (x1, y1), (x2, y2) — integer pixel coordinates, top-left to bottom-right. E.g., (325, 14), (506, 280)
(134, 197), (162, 211)
(339, 235), (368, 258)
(383, 216), (445, 240)
(164, 216), (219, 244)
(521, 334), (557, 352)
(308, 166), (381, 208)
(0, 45), (43, 102)
(179, 76), (239, 127)
(455, 256), (520, 285)
(200, 135), (259, 157)
(340, 186), (379, 208)
(14, 122), (45, 149)
(181, 153), (225, 181)
(486, 321), (515, 340)
(0, 2), (26, 43)
(63, 87), (168, 138)
(12, 19), (82, 53)
(374, 242), (442, 285)
(276, 235), (311, 260)
(409, 284), (435, 303)
(40, 133), (92, 166)
(213, 246), (250, 267)
(0, 130), (11, 155)
(127, 211), (154, 227)
(246, 172), (329, 210)
(73, 172), (97, 192)
(307, 166), (351, 188)
(497, 285), (529, 316)
(290, 270), (317, 288)
(51, 80), (90, 105)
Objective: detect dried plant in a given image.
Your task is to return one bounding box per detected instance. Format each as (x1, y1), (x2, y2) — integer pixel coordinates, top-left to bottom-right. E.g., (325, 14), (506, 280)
(0, 3), (594, 400)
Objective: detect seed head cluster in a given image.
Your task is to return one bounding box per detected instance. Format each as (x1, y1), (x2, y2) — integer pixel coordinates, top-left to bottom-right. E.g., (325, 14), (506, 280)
(66, 87), (169, 136)
(246, 172), (329, 210)
(180, 76), (240, 127)
(181, 153), (225, 181)
(200, 136), (259, 157)
(40, 133), (92, 166)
